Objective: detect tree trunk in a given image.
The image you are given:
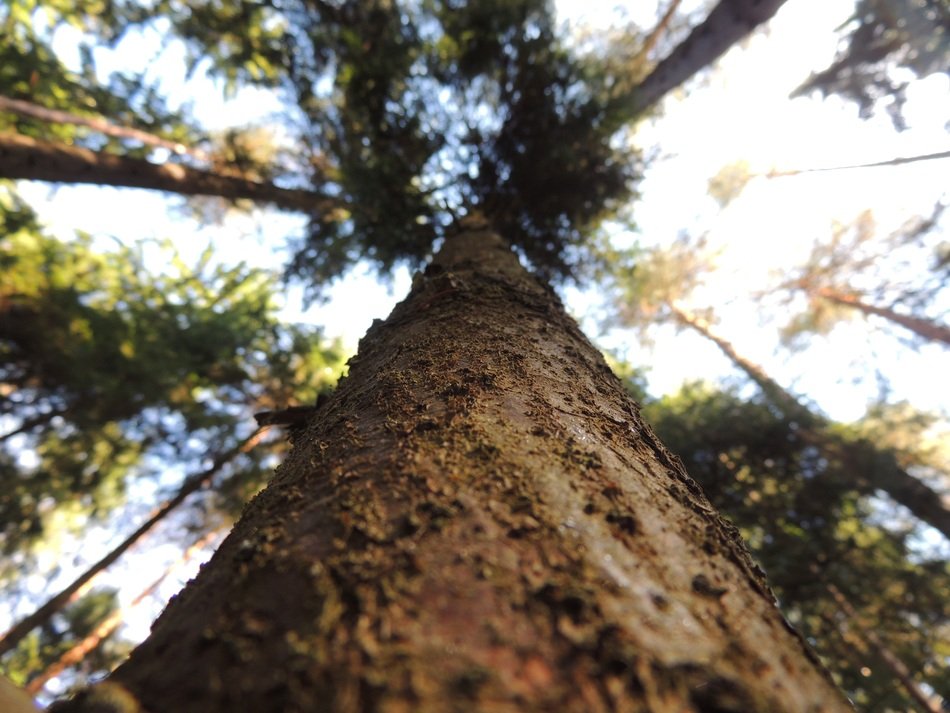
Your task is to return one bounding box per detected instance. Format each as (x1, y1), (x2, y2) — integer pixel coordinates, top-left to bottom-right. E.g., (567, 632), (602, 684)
(814, 286), (950, 346)
(53, 221), (849, 712)
(670, 303), (950, 540)
(823, 581), (943, 713)
(0, 133), (335, 214)
(670, 303), (810, 421)
(619, 0), (788, 116)
(0, 95), (212, 162)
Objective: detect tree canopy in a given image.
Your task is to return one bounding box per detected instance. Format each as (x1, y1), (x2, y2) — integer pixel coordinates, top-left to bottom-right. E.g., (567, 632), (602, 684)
(3, 0), (649, 289)
(793, 0), (950, 130)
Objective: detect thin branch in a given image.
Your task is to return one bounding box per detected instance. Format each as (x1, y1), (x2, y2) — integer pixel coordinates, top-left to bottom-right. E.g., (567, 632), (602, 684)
(25, 528), (226, 696)
(0, 409), (65, 443)
(0, 429), (268, 656)
(767, 150), (950, 178)
(0, 94), (212, 162)
(0, 133), (340, 215)
(631, 0), (685, 67)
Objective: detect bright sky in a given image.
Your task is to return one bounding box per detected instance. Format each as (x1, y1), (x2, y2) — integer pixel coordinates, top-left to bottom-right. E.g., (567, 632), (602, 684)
(8, 1), (950, 698)
(557, 0), (949, 423)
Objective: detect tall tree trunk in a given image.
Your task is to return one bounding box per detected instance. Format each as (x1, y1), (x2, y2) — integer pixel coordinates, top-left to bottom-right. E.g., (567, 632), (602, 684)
(670, 303), (950, 540)
(823, 580), (944, 713)
(0, 133), (336, 214)
(0, 430), (267, 656)
(52, 220), (848, 712)
(670, 303), (809, 421)
(0, 95), (212, 162)
(813, 286), (950, 346)
(619, 0), (788, 116)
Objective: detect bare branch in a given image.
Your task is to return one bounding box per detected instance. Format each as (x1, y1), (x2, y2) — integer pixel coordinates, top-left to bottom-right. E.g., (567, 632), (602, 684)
(0, 94), (212, 162)
(0, 133), (340, 215)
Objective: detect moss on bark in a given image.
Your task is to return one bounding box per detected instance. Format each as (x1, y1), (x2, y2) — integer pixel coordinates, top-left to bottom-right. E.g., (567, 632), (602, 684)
(54, 221), (850, 712)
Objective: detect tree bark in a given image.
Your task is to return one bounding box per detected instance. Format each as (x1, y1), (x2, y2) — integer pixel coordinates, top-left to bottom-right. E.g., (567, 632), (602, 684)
(52, 221), (849, 712)
(0, 133), (335, 214)
(670, 303), (950, 540)
(619, 0), (788, 116)
(814, 286), (950, 346)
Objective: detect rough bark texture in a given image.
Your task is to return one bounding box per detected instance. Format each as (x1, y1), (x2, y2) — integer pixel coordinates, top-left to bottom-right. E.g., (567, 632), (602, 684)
(57, 223), (849, 712)
(0, 133), (332, 214)
(620, 0), (788, 116)
(671, 303), (950, 540)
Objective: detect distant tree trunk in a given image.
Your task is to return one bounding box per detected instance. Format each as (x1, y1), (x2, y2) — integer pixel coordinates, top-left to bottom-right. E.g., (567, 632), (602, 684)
(620, 0), (788, 116)
(823, 580), (943, 713)
(813, 286), (950, 346)
(0, 431), (266, 657)
(631, 0), (685, 70)
(0, 133), (335, 214)
(52, 220), (849, 712)
(670, 303), (950, 540)
(669, 303), (807, 418)
(0, 95), (212, 161)
(26, 528), (225, 697)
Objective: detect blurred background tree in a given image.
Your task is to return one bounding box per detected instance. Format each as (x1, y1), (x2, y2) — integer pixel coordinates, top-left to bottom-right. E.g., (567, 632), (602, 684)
(792, 0), (950, 130)
(0, 183), (346, 694)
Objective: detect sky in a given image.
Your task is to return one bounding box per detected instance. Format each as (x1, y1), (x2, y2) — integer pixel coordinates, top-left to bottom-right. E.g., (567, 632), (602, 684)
(7, 0), (950, 699)
(17, 0), (948, 427)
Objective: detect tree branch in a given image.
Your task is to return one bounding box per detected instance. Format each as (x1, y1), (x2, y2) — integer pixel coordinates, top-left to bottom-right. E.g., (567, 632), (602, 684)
(0, 133), (339, 215)
(0, 429), (266, 656)
(767, 150), (950, 178)
(0, 94), (212, 162)
(619, 0), (788, 117)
